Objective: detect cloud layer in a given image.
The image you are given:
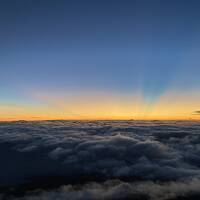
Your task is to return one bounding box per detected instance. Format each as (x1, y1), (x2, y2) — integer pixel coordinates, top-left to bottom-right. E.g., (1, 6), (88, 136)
(0, 120), (200, 199)
(14, 179), (200, 200)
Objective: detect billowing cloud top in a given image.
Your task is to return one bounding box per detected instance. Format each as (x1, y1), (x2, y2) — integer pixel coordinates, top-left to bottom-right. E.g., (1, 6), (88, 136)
(0, 120), (200, 200)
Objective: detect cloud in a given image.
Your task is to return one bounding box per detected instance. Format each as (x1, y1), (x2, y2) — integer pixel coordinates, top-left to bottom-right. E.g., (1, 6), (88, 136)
(0, 120), (200, 199)
(9, 179), (200, 200)
(192, 110), (200, 115)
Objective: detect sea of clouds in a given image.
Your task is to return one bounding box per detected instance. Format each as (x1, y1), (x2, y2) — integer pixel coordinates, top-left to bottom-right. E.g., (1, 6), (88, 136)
(0, 120), (200, 200)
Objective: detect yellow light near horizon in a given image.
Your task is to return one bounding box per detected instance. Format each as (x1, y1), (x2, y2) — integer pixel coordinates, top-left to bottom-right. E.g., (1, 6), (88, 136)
(1, 90), (200, 121)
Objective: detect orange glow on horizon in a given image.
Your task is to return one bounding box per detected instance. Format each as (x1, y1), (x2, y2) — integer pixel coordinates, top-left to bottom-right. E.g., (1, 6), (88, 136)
(1, 90), (200, 121)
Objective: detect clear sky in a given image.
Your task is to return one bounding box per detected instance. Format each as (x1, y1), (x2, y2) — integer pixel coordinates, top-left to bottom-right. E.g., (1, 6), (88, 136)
(1, 0), (200, 120)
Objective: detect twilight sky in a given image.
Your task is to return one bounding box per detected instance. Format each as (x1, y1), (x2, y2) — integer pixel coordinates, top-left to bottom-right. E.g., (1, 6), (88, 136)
(1, 0), (200, 120)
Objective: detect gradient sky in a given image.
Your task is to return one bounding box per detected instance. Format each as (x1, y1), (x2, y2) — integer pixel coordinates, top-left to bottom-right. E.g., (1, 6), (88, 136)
(1, 0), (200, 120)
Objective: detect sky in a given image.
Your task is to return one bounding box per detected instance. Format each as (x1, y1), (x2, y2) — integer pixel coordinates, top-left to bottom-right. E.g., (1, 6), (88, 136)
(1, 0), (200, 120)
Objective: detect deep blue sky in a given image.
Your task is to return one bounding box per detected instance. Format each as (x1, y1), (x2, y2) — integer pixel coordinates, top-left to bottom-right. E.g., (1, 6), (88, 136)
(1, 0), (200, 108)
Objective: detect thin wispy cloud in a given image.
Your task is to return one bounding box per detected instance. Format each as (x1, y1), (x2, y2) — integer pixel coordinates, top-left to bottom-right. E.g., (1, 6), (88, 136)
(192, 111), (200, 115)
